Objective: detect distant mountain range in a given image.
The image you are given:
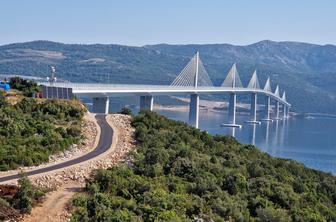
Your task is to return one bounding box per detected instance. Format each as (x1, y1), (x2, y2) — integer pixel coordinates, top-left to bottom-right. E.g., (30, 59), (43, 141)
(0, 40), (336, 113)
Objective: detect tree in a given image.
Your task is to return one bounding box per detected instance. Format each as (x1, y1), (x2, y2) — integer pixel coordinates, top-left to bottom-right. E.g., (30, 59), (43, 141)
(256, 207), (292, 222)
(12, 173), (34, 213)
(9, 77), (41, 97)
(119, 107), (133, 116)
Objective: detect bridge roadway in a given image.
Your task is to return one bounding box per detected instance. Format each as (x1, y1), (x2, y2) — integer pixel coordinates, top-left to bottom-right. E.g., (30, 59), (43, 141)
(39, 81), (291, 129)
(38, 82), (290, 106)
(0, 115), (113, 183)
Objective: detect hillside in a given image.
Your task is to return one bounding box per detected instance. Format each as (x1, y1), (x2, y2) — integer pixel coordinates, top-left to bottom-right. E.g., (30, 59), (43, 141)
(0, 40), (336, 113)
(70, 111), (336, 221)
(0, 84), (85, 170)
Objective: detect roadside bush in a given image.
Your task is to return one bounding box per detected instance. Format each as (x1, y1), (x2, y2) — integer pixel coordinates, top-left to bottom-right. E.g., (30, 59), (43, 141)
(12, 173), (45, 213)
(119, 107), (133, 116)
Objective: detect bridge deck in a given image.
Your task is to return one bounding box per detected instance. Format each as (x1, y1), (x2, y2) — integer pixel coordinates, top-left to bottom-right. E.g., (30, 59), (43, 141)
(38, 82), (290, 106)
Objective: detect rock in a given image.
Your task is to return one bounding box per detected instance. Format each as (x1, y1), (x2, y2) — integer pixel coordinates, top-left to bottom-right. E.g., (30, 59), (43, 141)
(29, 114), (136, 192)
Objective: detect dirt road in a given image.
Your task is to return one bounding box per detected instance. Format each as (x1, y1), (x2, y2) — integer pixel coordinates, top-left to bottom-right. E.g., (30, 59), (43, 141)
(23, 182), (83, 222)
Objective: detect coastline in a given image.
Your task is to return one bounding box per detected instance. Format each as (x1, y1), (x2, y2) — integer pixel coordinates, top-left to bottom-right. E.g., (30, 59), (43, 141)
(154, 97), (332, 117)
(154, 97), (276, 115)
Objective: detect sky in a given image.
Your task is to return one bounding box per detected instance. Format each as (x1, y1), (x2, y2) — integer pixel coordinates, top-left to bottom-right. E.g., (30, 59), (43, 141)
(1, 0), (335, 46)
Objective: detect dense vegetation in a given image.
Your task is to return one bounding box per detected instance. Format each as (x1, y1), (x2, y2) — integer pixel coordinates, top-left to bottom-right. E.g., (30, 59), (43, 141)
(71, 111), (336, 222)
(119, 107), (133, 116)
(9, 77), (41, 96)
(0, 91), (85, 170)
(1, 40), (336, 113)
(0, 174), (45, 220)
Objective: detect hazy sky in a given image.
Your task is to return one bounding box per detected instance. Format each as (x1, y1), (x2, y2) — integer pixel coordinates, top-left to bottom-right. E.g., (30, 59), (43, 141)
(1, 0), (335, 46)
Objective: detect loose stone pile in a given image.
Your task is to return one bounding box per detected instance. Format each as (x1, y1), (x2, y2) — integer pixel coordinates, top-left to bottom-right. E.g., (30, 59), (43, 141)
(31, 114), (136, 189)
(48, 120), (97, 163)
(0, 116), (98, 178)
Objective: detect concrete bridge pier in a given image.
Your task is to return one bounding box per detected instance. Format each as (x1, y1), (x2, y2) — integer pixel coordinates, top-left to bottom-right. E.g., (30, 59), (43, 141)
(282, 104), (287, 119)
(221, 93), (242, 128)
(92, 97), (109, 114)
(283, 105), (289, 118)
(140, 95), (154, 111)
(228, 93), (237, 125)
(188, 94), (199, 128)
(245, 93), (261, 124)
(275, 101), (281, 120)
(228, 93), (236, 124)
(261, 96), (272, 121)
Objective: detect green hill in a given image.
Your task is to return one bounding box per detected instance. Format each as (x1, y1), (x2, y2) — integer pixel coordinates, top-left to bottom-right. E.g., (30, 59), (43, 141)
(70, 111), (336, 222)
(1, 40), (336, 113)
(0, 84), (85, 170)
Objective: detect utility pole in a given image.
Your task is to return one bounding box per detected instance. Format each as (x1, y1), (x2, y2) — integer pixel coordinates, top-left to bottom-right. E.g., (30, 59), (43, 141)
(48, 66), (57, 86)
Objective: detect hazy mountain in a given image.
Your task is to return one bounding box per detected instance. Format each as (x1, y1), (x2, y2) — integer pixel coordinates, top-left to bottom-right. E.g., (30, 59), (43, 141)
(0, 40), (336, 113)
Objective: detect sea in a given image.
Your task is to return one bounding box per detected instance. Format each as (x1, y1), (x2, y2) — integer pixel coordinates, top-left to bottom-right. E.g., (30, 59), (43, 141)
(83, 98), (336, 175)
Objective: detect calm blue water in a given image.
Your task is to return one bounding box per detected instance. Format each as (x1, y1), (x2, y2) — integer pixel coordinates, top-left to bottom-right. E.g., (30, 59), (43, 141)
(156, 109), (336, 175)
(84, 99), (336, 175)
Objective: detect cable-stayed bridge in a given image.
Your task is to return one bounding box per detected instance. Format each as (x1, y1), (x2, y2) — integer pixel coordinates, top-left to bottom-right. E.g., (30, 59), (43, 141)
(39, 52), (290, 128)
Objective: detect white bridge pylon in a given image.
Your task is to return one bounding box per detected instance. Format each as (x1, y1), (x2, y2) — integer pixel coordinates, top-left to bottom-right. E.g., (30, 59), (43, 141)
(246, 70), (261, 124)
(169, 52), (289, 128)
(170, 51), (213, 87)
(247, 70), (261, 90)
(39, 52), (290, 129)
(221, 63), (243, 88)
(264, 77), (272, 92)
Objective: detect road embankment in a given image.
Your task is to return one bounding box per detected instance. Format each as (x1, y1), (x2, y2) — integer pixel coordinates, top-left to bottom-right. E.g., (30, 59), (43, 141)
(23, 114), (136, 222)
(0, 112), (100, 183)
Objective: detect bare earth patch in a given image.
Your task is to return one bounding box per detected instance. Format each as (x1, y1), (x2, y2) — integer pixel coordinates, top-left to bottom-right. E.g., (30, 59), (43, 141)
(22, 114), (135, 222)
(23, 182), (83, 222)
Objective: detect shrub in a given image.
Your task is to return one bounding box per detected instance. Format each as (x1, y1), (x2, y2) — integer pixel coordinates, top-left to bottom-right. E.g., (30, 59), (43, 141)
(0, 95), (85, 170)
(12, 174), (34, 213)
(70, 111), (336, 221)
(119, 107), (133, 115)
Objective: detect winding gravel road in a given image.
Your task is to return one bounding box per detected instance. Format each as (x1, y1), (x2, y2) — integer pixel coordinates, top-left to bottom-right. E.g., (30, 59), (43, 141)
(0, 114), (113, 183)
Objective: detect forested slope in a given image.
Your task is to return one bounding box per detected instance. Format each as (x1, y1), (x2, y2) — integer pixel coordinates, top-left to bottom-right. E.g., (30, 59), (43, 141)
(1, 40), (336, 113)
(70, 111), (336, 222)
(0, 87), (85, 170)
